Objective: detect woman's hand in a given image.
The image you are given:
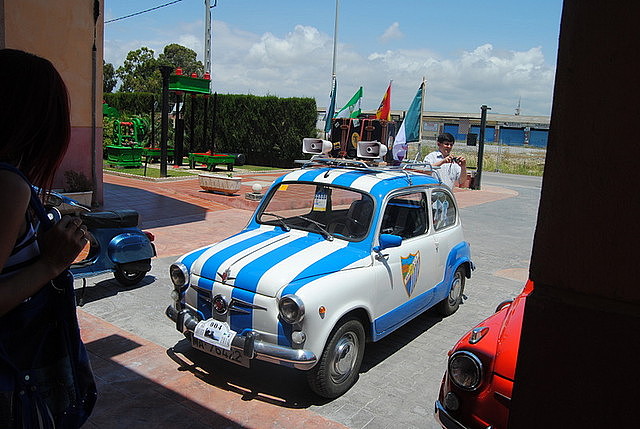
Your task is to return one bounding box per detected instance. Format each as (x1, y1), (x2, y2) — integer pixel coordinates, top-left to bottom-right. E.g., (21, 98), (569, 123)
(38, 215), (88, 276)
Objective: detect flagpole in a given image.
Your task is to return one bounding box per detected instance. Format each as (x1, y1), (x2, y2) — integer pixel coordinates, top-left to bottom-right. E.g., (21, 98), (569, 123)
(325, 0), (339, 139)
(331, 0), (339, 79)
(416, 76), (426, 160)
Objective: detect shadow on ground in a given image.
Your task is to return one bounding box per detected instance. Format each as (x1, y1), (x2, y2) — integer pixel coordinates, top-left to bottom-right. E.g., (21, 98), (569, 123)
(85, 334), (248, 428)
(103, 183), (208, 228)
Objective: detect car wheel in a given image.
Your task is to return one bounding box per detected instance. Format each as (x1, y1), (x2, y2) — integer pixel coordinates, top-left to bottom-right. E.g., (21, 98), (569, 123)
(114, 267), (148, 287)
(307, 318), (365, 398)
(437, 266), (465, 316)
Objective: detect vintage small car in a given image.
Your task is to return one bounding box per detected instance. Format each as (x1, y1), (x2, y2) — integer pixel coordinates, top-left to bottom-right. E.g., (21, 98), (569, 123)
(435, 280), (533, 428)
(166, 144), (473, 398)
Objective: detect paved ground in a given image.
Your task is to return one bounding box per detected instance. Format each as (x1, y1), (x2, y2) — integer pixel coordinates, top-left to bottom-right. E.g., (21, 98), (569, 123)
(77, 167), (541, 428)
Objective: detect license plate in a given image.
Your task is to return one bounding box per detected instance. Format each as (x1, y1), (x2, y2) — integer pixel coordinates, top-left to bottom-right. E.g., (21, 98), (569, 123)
(191, 319), (250, 367)
(191, 336), (250, 367)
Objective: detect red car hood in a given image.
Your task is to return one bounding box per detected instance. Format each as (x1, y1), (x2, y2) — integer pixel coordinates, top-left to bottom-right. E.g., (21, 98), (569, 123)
(493, 280), (534, 380)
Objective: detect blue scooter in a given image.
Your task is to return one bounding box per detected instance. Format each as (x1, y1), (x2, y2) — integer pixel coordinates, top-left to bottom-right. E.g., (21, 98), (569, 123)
(45, 191), (156, 290)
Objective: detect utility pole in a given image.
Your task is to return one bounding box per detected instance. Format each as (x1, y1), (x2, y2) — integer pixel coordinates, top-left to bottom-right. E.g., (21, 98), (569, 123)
(473, 104), (491, 190)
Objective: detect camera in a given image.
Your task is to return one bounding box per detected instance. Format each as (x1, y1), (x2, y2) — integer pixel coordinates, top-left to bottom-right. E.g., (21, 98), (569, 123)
(451, 157), (461, 163)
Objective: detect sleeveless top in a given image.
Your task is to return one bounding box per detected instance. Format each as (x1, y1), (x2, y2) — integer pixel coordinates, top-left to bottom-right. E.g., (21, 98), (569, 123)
(0, 218), (39, 277)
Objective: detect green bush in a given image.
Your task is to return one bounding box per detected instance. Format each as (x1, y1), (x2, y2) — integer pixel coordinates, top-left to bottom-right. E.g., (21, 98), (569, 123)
(103, 92), (317, 168)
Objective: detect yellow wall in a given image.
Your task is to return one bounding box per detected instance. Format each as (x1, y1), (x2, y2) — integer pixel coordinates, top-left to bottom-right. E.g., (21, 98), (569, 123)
(1, 0), (104, 202)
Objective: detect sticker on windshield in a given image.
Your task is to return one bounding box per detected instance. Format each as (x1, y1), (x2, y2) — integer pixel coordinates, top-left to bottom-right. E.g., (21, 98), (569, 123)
(313, 188), (328, 211)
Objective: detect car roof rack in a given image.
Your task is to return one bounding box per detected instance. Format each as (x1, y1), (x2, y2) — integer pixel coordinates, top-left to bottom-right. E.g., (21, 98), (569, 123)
(296, 156), (437, 173)
(294, 156), (441, 185)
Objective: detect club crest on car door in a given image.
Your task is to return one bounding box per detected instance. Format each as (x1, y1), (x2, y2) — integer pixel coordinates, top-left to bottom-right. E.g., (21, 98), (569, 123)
(401, 251), (420, 296)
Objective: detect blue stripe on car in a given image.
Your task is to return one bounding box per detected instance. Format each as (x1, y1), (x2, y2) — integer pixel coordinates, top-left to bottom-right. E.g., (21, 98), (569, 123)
(230, 287), (255, 335)
(199, 229), (285, 281)
(280, 243), (370, 297)
(180, 246), (210, 269)
(233, 234), (324, 293)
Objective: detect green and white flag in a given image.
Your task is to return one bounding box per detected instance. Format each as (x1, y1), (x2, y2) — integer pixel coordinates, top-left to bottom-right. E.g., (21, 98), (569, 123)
(335, 86), (363, 118)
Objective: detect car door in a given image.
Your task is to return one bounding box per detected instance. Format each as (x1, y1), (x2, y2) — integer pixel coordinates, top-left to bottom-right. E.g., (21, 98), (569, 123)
(371, 189), (440, 339)
(429, 188), (464, 283)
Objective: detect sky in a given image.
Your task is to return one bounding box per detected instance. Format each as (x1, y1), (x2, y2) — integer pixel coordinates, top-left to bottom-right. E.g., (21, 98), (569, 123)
(104, 0), (563, 116)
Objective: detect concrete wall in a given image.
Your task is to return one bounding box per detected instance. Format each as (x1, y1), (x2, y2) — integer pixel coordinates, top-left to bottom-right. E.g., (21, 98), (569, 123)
(0, 0), (104, 204)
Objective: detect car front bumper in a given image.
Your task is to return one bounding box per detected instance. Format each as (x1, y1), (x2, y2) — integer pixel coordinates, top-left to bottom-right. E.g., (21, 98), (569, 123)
(434, 400), (474, 429)
(165, 304), (317, 370)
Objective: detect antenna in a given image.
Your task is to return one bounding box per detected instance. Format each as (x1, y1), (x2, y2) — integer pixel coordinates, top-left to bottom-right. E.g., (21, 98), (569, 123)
(515, 97), (521, 116)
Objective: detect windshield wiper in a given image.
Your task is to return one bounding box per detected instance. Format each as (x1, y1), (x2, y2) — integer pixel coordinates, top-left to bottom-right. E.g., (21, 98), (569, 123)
(262, 212), (291, 231)
(294, 215), (334, 241)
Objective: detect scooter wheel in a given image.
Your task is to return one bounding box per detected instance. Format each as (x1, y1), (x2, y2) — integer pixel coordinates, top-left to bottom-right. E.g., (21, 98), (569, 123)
(114, 267), (147, 287)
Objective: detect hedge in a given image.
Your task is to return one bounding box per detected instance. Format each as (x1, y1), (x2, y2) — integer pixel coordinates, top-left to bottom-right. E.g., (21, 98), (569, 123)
(103, 92), (317, 168)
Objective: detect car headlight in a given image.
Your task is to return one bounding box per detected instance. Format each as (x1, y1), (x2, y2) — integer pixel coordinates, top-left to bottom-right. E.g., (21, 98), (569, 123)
(278, 294), (305, 324)
(448, 351), (483, 391)
(169, 263), (190, 292)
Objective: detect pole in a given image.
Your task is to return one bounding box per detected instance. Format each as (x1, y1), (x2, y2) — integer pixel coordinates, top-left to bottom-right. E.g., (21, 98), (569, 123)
(159, 66), (172, 178)
(91, 0), (100, 206)
(204, 1), (217, 91)
(203, 95), (209, 152)
(150, 96), (156, 148)
(417, 76), (426, 160)
(211, 92), (218, 152)
(473, 104), (491, 190)
(331, 0), (339, 79)
(189, 95), (196, 154)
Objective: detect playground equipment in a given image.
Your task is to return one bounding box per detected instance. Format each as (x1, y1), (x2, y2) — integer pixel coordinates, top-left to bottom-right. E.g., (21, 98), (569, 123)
(103, 103), (150, 167)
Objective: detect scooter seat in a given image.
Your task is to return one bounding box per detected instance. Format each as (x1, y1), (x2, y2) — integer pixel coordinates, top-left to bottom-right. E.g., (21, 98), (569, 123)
(80, 209), (139, 229)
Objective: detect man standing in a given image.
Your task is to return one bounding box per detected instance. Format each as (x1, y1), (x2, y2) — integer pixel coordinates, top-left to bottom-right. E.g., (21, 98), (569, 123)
(424, 133), (467, 189)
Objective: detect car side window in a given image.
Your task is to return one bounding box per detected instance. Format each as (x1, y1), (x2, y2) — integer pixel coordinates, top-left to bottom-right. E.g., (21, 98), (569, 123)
(431, 190), (457, 231)
(380, 192), (428, 239)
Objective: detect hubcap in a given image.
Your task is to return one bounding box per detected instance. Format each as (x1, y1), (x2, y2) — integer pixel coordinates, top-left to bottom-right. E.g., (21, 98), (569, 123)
(330, 332), (358, 383)
(449, 273), (462, 304)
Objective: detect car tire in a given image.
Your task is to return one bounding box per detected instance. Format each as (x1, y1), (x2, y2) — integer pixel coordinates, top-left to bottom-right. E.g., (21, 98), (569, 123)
(307, 318), (365, 398)
(437, 266), (465, 316)
(114, 266), (148, 287)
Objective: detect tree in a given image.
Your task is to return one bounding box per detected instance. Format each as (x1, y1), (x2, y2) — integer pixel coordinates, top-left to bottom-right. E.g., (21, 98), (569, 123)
(157, 44), (204, 77)
(116, 47), (161, 93)
(103, 61), (117, 93)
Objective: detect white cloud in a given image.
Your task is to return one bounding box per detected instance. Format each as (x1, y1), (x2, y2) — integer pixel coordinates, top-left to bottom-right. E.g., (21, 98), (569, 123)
(379, 22), (403, 43)
(104, 22), (555, 116)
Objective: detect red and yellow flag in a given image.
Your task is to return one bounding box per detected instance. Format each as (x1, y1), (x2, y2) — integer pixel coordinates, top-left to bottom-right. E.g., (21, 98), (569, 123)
(375, 81), (392, 121)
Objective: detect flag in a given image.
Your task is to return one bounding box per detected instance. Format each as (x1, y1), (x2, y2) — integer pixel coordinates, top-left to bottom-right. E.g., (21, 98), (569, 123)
(335, 86), (363, 118)
(375, 81), (392, 121)
(392, 82), (424, 162)
(324, 77), (337, 133)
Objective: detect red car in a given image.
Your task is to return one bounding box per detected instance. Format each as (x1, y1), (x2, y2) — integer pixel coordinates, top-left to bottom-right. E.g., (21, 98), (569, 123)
(435, 280), (534, 429)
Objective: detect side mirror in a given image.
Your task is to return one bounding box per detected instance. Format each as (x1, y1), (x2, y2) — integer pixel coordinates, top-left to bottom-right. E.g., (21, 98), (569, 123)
(373, 233), (402, 252)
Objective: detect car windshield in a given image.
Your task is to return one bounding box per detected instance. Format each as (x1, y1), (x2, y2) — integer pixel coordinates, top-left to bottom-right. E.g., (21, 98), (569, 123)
(258, 183), (374, 241)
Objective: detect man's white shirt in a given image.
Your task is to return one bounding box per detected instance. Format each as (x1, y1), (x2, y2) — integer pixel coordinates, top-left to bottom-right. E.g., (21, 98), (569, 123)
(424, 151), (461, 189)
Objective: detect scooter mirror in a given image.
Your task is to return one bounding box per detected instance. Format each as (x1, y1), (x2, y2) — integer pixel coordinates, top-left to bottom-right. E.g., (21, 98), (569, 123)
(47, 207), (62, 224)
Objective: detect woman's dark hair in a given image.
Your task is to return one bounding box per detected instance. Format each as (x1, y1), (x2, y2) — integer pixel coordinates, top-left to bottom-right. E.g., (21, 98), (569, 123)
(0, 49), (71, 192)
(437, 132), (455, 143)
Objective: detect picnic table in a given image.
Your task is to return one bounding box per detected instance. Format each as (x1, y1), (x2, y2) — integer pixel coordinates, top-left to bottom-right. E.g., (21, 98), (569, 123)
(188, 152), (238, 171)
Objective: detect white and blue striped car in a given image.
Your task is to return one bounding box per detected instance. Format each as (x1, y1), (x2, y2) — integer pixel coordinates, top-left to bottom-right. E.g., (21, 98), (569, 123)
(166, 158), (473, 398)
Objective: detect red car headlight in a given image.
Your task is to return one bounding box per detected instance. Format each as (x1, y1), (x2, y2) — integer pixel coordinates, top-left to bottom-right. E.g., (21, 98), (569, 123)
(448, 351), (483, 391)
